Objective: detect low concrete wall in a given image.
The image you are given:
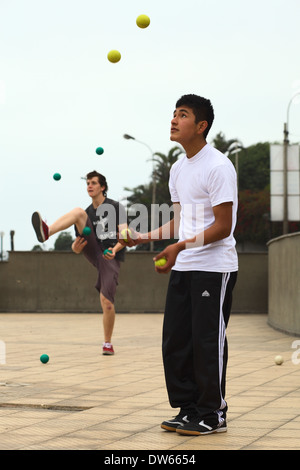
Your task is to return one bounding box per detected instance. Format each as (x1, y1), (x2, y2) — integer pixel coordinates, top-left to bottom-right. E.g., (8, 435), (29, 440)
(267, 232), (300, 336)
(0, 251), (268, 314)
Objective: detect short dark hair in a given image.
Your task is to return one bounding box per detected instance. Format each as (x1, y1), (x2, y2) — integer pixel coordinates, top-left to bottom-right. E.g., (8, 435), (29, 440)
(86, 171), (108, 196)
(175, 94), (214, 138)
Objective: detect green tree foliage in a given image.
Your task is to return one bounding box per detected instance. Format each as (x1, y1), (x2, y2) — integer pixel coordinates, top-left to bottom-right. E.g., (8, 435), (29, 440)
(212, 133), (271, 191)
(235, 190), (270, 244)
(213, 134), (300, 245)
(211, 132), (241, 155)
(31, 245), (44, 251)
(54, 232), (74, 251)
(213, 134), (271, 246)
(237, 142), (270, 191)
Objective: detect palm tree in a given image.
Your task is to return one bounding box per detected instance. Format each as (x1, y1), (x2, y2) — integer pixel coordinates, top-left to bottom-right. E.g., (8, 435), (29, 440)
(153, 146), (184, 205)
(211, 132), (241, 154)
(125, 146), (183, 206)
(124, 146), (183, 250)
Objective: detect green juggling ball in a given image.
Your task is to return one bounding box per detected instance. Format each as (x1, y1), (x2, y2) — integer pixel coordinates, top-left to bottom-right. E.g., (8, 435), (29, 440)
(40, 354), (49, 364)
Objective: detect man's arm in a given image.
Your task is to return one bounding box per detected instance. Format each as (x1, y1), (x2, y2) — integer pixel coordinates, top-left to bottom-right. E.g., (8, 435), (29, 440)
(154, 202), (233, 273)
(118, 203), (181, 246)
(72, 236), (88, 254)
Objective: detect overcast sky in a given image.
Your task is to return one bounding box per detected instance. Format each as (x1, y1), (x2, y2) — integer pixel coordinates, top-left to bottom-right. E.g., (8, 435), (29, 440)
(1, 0), (300, 252)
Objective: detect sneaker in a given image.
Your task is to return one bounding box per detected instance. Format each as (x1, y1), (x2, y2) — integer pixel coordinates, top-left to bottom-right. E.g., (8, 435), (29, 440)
(32, 212), (49, 242)
(102, 342), (114, 355)
(176, 417), (227, 436)
(161, 411), (193, 432)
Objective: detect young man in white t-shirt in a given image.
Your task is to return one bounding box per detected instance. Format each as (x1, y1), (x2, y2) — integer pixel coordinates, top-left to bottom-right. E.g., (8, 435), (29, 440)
(120, 94), (238, 435)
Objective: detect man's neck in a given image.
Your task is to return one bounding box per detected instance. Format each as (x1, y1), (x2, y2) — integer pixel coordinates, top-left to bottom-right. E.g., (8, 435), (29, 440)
(185, 140), (207, 159)
(92, 193), (106, 208)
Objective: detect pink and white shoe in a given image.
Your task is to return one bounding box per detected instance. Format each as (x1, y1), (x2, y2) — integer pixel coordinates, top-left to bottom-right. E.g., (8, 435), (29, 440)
(102, 342), (114, 355)
(32, 212), (49, 242)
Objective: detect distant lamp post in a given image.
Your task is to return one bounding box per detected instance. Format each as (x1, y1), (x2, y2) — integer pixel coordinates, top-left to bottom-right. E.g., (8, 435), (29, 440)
(226, 141), (243, 188)
(283, 92), (300, 234)
(10, 230), (15, 252)
(123, 134), (156, 251)
(0, 232), (4, 261)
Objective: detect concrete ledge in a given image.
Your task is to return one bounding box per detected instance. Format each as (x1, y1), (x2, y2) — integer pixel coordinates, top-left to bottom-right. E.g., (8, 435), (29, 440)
(0, 251), (268, 314)
(267, 232), (300, 336)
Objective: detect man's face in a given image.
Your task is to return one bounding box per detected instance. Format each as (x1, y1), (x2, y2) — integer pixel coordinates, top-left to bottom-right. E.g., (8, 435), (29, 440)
(170, 106), (206, 144)
(86, 177), (104, 198)
(170, 106), (197, 143)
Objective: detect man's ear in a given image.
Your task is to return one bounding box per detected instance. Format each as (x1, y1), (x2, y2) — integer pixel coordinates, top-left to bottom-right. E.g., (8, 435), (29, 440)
(197, 120), (208, 135)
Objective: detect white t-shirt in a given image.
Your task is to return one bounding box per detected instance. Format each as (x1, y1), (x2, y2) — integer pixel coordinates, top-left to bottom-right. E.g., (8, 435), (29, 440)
(169, 143), (238, 272)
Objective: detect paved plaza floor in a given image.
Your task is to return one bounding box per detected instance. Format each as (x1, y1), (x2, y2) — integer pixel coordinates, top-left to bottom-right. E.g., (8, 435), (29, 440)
(0, 312), (299, 451)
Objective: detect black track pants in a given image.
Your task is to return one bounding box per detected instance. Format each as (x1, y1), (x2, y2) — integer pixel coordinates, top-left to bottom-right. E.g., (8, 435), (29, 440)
(162, 270), (237, 420)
